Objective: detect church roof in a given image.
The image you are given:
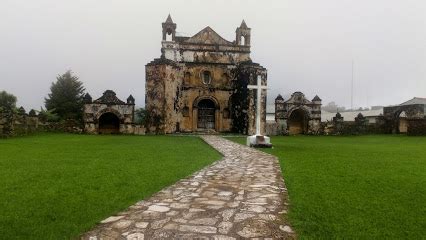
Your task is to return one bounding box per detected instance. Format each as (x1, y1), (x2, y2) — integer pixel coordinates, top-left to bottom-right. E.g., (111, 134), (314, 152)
(183, 26), (234, 46)
(93, 90), (126, 105)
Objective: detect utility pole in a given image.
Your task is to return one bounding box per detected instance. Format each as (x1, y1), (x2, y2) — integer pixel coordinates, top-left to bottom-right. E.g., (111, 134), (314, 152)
(351, 59), (354, 110)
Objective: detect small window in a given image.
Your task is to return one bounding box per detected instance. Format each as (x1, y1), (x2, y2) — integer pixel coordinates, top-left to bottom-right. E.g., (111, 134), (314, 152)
(202, 71), (212, 84)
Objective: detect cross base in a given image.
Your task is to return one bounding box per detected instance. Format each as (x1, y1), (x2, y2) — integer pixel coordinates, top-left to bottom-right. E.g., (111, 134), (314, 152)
(247, 135), (272, 148)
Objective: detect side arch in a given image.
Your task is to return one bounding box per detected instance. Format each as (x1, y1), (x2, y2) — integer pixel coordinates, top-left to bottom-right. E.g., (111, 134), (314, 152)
(287, 106), (311, 119)
(395, 110), (408, 134)
(94, 107), (124, 124)
(98, 112), (120, 134)
(287, 107), (310, 135)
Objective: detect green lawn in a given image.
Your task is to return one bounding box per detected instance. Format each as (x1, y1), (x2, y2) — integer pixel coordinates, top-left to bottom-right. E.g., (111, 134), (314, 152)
(229, 135), (426, 239)
(0, 133), (221, 240)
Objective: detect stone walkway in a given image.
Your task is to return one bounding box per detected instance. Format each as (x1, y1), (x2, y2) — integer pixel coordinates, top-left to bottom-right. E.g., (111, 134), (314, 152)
(81, 136), (295, 239)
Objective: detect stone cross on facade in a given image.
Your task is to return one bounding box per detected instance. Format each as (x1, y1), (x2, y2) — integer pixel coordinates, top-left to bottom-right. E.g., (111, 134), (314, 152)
(247, 75), (268, 136)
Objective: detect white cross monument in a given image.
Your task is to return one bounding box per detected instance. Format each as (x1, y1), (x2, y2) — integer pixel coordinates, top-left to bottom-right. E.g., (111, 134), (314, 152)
(246, 75), (272, 148)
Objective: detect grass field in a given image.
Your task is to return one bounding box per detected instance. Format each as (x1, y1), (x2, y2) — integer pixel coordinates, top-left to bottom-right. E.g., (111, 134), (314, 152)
(0, 133), (221, 240)
(229, 135), (426, 239)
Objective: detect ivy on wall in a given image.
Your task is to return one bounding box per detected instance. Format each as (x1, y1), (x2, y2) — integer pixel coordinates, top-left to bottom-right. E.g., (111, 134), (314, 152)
(230, 65), (251, 134)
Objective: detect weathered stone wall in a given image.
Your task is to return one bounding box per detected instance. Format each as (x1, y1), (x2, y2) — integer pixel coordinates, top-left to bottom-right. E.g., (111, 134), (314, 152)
(145, 59), (267, 134)
(163, 64), (183, 133)
(324, 112), (367, 135)
(383, 104), (425, 134)
(1, 103), (142, 137)
(0, 110), (84, 137)
(0, 110), (14, 137)
(322, 112), (426, 135)
(236, 63), (267, 136)
(133, 125), (146, 135)
(274, 98), (421, 136)
(145, 60), (175, 134)
(42, 119), (83, 133)
(145, 63), (166, 133)
(1, 110), (42, 137)
(266, 121), (286, 136)
(323, 121), (367, 135)
(407, 119), (426, 135)
(14, 115), (39, 135)
(308, 119), (322, 135)
(163, 41), (251, 64)
(383, 104), (425, 119)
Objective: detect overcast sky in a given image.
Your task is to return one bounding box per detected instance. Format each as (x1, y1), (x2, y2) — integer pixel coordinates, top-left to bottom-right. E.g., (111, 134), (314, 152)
(1, 0), (425, 111)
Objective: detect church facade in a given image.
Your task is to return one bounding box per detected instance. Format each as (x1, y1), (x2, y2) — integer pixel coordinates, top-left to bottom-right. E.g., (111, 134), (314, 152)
(145, 15), (268, 134)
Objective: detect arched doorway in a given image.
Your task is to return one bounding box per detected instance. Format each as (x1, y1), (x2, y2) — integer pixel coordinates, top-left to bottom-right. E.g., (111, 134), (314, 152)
(98, 112), (120, 134)
(398, 111), (408, 133)
(197, 99), (216, 130)
(288, 109), (307, 135)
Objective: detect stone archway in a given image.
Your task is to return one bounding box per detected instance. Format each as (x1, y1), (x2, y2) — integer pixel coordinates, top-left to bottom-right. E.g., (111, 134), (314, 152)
(197, 99), (216, 130)
(98, 112), (120, 134)
(288, 108), (308, 135)
(398, 111), (408, 133)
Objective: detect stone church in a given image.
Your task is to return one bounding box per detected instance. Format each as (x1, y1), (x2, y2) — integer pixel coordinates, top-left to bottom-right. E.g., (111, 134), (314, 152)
(145, 15), (268, 134)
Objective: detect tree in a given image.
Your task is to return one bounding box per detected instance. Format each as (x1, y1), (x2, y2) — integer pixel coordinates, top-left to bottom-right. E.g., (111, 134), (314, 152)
(45, 71), (85, 120)
(135, 108), (148, 125)
(0, 90), (17, 112)
(37, 107), (60, 122)
(0, 91), (17, 137)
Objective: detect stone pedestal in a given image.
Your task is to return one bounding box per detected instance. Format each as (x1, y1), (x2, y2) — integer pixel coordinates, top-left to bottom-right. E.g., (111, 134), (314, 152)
(247, 135), (272, 148)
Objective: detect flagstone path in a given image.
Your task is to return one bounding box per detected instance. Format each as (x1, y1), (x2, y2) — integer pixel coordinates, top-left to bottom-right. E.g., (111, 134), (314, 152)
(81, 136), (295, 239)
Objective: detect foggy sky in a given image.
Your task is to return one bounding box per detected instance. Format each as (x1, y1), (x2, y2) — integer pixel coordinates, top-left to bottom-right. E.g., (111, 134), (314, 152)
(1, 0), (425, 111)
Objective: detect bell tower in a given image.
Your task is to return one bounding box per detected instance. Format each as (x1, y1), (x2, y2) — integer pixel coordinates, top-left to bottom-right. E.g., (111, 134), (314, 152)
(236, 20), (251, 46)
(162, 14), (176, 41)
